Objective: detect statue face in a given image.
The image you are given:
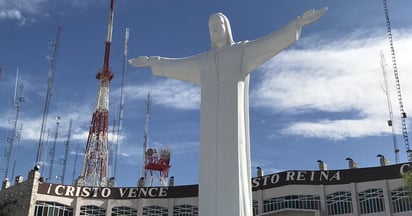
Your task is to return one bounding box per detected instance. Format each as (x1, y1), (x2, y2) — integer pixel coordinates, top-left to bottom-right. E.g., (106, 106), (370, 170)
(212, 16), (226, 35)
(209, 13), (233, 48)
(210, 15), (227, 46)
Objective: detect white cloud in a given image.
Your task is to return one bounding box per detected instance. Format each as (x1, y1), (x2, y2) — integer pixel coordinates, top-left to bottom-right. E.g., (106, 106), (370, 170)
(281, 119), (387, 140)
(0, 9), (23, 21)
(0, 101), (94, 145)
(252, 29), (412, 140)
(0, 0), (105, 24)
(124, 79), (200, 110)
(0, 0), (48, 24)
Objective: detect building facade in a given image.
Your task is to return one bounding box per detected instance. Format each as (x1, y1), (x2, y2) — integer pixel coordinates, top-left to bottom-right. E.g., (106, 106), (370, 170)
(0, 163), (411, 216)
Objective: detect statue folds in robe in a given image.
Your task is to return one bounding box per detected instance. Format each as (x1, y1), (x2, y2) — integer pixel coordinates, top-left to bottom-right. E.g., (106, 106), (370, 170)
(130, 8), (327, 216)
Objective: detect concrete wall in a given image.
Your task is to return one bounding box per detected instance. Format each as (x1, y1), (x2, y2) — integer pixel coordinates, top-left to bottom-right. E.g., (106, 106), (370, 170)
(0, 169), (40, 216)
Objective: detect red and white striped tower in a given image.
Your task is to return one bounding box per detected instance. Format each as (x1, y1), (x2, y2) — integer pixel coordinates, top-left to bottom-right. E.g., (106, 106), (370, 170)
(77, 0), (115, 187)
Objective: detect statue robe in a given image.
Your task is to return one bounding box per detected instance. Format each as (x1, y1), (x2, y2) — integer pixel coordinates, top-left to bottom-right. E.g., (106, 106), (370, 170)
(146, 18), (301, 216)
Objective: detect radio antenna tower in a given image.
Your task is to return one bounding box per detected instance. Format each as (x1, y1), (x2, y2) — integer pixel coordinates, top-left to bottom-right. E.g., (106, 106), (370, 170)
(109, 114), (117, 178)
(141, 93), (151, 181)
(78, 0), (115, 187)
(59, 119), (72, 184)
(35, 25), (62, 169)
(47, 116), (61, 182)
(380, 52), (400, 163)
(382, 0), (411, 161)
(71, 143), (80, 185)
(11, 122), (23, 182)
(41, 130), (51, 177)
(113, 28), (130, 180)
(2, 69), (24, 181)
(139, 94), (172, 187)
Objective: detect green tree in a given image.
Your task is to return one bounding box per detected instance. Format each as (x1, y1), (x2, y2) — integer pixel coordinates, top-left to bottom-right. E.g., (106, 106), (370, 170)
(403, 170), (412, 198)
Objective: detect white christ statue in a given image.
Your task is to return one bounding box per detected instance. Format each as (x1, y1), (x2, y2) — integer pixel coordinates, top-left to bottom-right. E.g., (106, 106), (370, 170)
(129, 8), (326, 216)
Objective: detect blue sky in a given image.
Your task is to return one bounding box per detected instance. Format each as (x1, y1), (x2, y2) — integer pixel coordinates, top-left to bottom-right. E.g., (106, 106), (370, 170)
(1, 0), (412, 187)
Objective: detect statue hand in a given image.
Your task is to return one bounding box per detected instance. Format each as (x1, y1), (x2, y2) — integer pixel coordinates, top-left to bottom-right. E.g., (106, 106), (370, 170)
(298, 7), (327, 27)
(128, 56), (151, 67)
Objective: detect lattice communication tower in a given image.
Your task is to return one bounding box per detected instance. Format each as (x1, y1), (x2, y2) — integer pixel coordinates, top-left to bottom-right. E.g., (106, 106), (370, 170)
(139, 94), (172, 187)
(380, 52), (400, 163)
(382, 0), (411, 161)
(77, 0), (115, 187)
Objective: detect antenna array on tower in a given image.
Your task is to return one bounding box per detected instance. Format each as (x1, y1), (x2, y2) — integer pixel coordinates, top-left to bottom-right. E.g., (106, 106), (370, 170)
(71, 143), (80, 185)
(139, 94), (172, 187)
(59, 119), (73, 184)
(47, 116), (61, 182)
(380, 52), (400, 163)
(35, 25), (62, 169)
(113, 28), (130, 180)
(78, 0), (116, 187)
(11, 123), (23, 182)
(382, 0), (411, 161)
(141, 93), (152, 180)
(2, 70), (24, 181)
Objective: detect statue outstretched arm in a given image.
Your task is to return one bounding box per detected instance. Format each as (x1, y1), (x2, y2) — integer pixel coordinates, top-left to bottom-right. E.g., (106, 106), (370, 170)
(298, 7), (328, 28)
(241, 7), (327, 77)
(129, 56), (201, 85)
(129, 56), (152, 67)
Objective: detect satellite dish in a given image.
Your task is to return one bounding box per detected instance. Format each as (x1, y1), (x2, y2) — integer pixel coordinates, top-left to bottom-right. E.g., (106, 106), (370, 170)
(160, 147), (171, 164)
(146, 148), (153, 156)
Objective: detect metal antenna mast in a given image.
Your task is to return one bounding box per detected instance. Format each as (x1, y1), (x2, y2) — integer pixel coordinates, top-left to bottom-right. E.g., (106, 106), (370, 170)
(141, 93), (151, 180)
(380, 52), (400, 163)
(140, 93), (170, 187)
(382, 0), (411, 161)
(78, 0), (115, 187)
(71, 143), (80, 185)
(35, 25), (62, 168)
(11, 122), (23, 182)
(109, 115), (117, 178)
(113, 28), (130, 179)
(41, 130), (51, 177)
(2, 69), (24, 181)
(47, 116), (61, 182)
(59, 119), (72, 184)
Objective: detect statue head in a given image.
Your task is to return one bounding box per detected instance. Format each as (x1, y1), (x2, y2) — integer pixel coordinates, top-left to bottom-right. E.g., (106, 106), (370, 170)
(209, 13), (234, 49)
